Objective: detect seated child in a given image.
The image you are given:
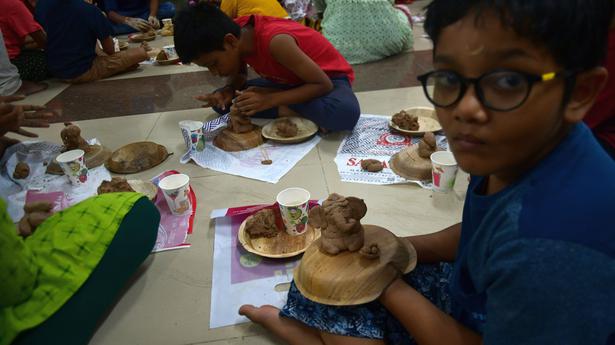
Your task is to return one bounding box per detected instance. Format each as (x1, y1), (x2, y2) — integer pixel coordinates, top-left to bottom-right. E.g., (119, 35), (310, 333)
(0, 0), (49, 82)
(239, 0), (615, 344)
(99, 0), (176, 35)
(174, 4), (360, 132)
(209, 0), (289, 19)
(35, 0), (148, 84)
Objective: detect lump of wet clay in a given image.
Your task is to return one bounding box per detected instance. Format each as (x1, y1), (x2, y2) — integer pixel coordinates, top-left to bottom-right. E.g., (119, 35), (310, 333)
(13, 162), (30, 179)
(61, 123), (90, 152)
(97, 177), (135, 194)
(275, 118), (298, 138)
(18, 201), (53, 237)
(156, 50), (168, 61)
(246, 209), (279, 238)
(417, 132), (437, 158)
(361, 159), (384, 172)
(261, 159), (273, 165)
(392, 110), (419, 131)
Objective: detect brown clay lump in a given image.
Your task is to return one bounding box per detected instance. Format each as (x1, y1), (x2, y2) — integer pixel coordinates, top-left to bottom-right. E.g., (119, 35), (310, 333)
(392, 110), (419, 131)
(97, 177), (135, 194)
(18, 202), (53, 237)
(13, 162), (30, 179)
(156, 50), (168, 61)
(361, 159), (384, 172)
(275, 118), (298, 138)
(418, 132), (437, 158)
(61, 123), (91, 152)
(246, 209), (279, 238)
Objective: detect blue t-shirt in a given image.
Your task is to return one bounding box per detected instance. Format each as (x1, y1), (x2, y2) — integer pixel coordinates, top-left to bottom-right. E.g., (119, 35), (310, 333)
(99, 0), (148, 17)
(450, 123), (615, 344)
(35, 0), (113, 79)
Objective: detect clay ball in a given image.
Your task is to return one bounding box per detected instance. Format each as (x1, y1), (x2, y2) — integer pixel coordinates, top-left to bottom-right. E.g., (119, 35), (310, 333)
(13, 162), (30, 179)
(276, 118), (299, 138)
(418, 132), (437, 158)
(97, 177), (135, 194)
(246, 209), (279, 238)
(361, 159), (384, 172)
(392, 110), (419, 131)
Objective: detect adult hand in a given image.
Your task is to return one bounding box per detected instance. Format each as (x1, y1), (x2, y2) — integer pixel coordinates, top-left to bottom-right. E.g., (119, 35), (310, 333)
(194, 87), (234, 111)
(0, 102), (55, 138)
(148, 16), (160, 29)
(125, 17), (152, 32)
(233, 88), (275, 116)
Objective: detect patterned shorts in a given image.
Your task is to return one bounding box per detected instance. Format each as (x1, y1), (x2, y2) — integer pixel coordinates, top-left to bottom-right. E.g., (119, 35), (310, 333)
(280, 263), (454, 344)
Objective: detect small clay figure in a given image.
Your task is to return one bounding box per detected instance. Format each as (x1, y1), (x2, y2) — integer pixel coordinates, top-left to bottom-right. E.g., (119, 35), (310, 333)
(360, 159), (384, 173)
(18, 201), (54, 237)
(392, 110), (420, 131)
(97, 177), (135, 194)
(13, 162), (30, 179)
(228, 108), (255, 133)
(417, 132), (437, 158)
(275, 118), (298, 138)
(61, 123), (90, 152)
(261, 159), (273, 165)
(246, 209), (279, 238)
(156, 50), (168, 61)
(308, 193), (378, 257)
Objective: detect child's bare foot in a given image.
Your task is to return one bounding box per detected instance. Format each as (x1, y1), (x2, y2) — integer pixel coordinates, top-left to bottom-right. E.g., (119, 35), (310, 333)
(15, 81), (48, 96)
(239, 304), (324, 345)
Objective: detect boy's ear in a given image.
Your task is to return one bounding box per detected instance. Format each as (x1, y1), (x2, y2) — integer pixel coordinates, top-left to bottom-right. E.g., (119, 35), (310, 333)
(564, 67), (608, 123)
(223, 33), (239, 49)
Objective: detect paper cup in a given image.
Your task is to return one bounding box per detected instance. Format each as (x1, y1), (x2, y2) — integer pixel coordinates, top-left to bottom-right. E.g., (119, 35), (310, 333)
(56, 149), (88, 185)
(276, 187), (310, 236)
(430, 151), (458, 193)
(159, 173), (191, 215)
(162, 45), (178, 59)
(179, 120), (205, 153)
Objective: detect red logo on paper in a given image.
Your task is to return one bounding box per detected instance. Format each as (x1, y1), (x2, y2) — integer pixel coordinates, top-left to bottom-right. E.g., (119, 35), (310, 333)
(376, 133), (411, 146)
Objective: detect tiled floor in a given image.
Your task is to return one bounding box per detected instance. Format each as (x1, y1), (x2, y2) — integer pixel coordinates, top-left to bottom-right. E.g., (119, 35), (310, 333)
(6, 2), (470, 344)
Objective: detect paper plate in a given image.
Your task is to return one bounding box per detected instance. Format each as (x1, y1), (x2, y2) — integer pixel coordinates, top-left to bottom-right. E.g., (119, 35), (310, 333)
(128, 32), (156, 43)
(127, 180), (158, 200)
(238, 216), (321, 258)
(261, 117), (318, 144)
(155, 57), (180, 66)
(389, 107), (442, 135)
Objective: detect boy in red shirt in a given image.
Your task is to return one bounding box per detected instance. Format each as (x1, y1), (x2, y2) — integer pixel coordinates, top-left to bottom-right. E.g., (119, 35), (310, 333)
(0, 0), (48, 82)
(174, 3), (360, 132)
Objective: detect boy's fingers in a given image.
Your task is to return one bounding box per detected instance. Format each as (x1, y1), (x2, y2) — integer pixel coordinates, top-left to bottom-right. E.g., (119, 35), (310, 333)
(0, 94), (26, 103)
(15, 128), (39, 137)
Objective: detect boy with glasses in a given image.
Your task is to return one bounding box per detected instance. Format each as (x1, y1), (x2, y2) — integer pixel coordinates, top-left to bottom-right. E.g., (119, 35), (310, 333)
(238, 1), (615, 344)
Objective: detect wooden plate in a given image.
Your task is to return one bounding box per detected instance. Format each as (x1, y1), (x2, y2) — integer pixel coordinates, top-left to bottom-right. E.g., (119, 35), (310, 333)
(389, 144), (433, 181)
(389, 107), (442, 135)
(294, 225), (417, 306)
(155, 57), (180, 65)
(128, 32), (156, 43)
(127, 180), (158, 200)
(105, 141), (171, 174)
(238, 216), (321, 258)
(261, 117), (318, 144)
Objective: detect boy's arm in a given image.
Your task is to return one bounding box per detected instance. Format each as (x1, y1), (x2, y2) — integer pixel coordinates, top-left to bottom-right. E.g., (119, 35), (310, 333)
(100, 37), (115, 55)
(404, 222), (461, 263)
(234, 34), (333, 116)
(28, 30), (47, 50)
(380, 279), (482, 345)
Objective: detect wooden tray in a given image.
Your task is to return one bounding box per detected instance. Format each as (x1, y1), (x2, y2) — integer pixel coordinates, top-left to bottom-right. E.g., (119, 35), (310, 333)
(294, 225), (417, 306)
(261, 117), (318, 144)
(238, 216), (321, 258)
(128, 180), (158, 200)
(105, 141), (171, 174)
(389, 107), (441, 135)
(213, 127), (263, 152)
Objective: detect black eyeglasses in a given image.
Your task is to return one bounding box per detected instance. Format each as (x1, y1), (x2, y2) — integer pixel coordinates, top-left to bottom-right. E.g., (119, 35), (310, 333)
(417, 69), (574, 112)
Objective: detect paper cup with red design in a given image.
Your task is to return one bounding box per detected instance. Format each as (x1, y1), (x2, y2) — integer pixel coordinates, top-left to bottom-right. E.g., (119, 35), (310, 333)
(56, 149), (89, 185)
(159, 173), (192, 215)
(430, 151), (458, 193)
(276, 187), (310, 236)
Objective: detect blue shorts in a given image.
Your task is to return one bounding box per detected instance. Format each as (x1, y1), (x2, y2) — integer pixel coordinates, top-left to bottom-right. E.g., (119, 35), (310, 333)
(213, 77), (360, 132)
(280, 263), (454, 344)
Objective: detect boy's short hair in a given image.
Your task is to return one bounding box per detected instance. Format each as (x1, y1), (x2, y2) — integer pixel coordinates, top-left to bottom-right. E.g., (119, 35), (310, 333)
(174, 2), (241, 63)
(424, 0), (614, 71)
